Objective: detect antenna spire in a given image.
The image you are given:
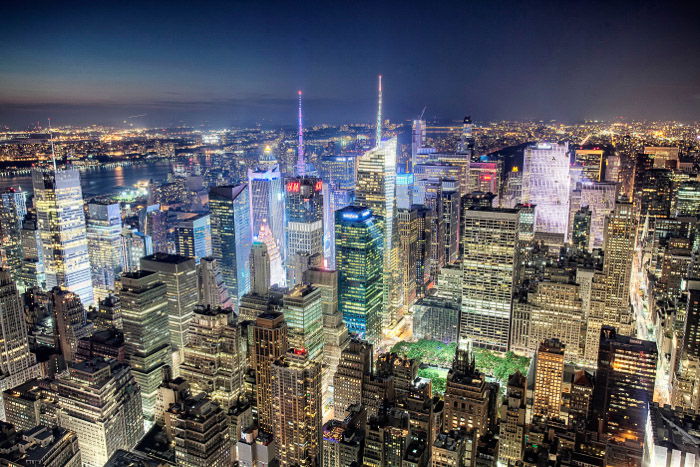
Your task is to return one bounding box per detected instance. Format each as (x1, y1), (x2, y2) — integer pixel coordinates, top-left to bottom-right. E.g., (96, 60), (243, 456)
(375, 75), (382, 146)
(48, 119), (58, 172)
(296, 90), (305, 177)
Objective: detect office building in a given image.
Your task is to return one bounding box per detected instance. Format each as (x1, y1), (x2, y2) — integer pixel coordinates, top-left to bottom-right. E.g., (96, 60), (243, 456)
(532, 339), (565, 419)
(283, 284), (324, 363)
(412, 297), (460, 343)
(55, 359), (144, 466)
(18, 212), (45, 290)
(120, 228), (152, 273)
(252, 312), (288, 435)
(180, 306), (244, 409)
(334, 206), (384, 343)
(571, 206), (591, 250)
(397, 208), (418, 309)
(248, 164), (286, 263)
(209, 184), (252, 310)
(196, 257), (233, 310)
(644, 403), (700, 467)
(49, 287), (92, 364)
(140, 253), (197, 353)
(32, 167), (93, 306)
(460, 207), (519, 352)
(175, 212), (212, 262)
(285, 176), (325, 286)
(87, 201), (124, 301)
(521, 142), (571, 235)
(333, 339), (373, 419)
(498, 371), (527, 465)
(169, 394), (231, 466)
(574, 147), (604, 181)
(119, 270), (172, 420)
(0, 188), (27, 282)
(0, 424), (81, 467)
(271, 348), (322, 466)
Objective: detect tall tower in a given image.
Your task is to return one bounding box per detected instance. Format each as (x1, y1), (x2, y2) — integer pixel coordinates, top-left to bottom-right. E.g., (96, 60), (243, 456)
(252, 311), (288, 435)
(283, 284), (324, 363)
(532, 338), (566, 419)
(334, 206), (384, 343)
(0, 188), (27, 283)
(248, 164), (286, 264)
(140, 253), (198, 355)
(355, 137), (400, 332)
(285, 177), (324, 287)
(375, 75), (382, 146)
(209, 184), (253, 310)
(119, 270), (172, 420)
(87, 201), (124, 301)
(296, 90), (306, 177)
(196, 257), (233, 310)
(32, 167), (94, 306)
(272, 348), (322, 466)
(50, 287), (92, 364)
(460, 207), (520, 352)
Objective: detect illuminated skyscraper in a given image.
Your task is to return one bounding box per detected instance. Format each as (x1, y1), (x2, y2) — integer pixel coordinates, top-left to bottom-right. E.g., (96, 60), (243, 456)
(252, 311), (288, 435)
(55, 359), (144, 466)
(18, 212), (45, 290)
(571, 206), (592, 250)
(119, 270), (172, 420)
(120, 228), (152, 273)
(175, 212), (212, 263)
(498, 371), (527, 465)
(532, 338), (565, 419)
(209, 184), (252, 310)
(283, 284), (323, 363)
(49, 287), (92, 364)
(140, 253), (198, 354)
(334, 206), (383, 343)
(568, 181), (616, 250)
(196, 257), (233, 310)
(319, 153), (358, 267)
(248, 164), (286, 263)
(86, 201), (124, 301)
(180, 306), (244, 409)
(397, 208), (418, 311)
(271, 348), (322, 466)
(355, 136), (400, 330)
(253, 221), (284, 290)
(333, 339), (373, 419)
(32, 167), (94, 306)
(285, 177), (324, 286)
(574, 147), (604, 182)
(169, 394), (231, 466)
(0, 269), (40, 418)
(676, 181), (700, 217)
(521, 142), (571, 235)
(460, 207), (519, 352)
(0, 188), (27, 283)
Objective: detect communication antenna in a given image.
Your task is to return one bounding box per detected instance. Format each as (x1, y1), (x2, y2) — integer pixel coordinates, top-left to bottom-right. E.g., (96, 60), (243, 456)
(375, 74), (382, 146)
(48, 118), (58, 172)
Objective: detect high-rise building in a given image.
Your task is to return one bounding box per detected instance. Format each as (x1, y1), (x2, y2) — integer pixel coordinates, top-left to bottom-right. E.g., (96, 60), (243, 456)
(175, 212), (212, 263)
(573, 148), (604, 182)
(498, 371), (527, 465)
(255, 221), (285, 289)
(32, 167), (94, 306)
(285, 176), (325, 286)
(568, 181), (616, 250)
(120, 228), (152, 273)
(591, 327), (657, 462)
(412, 296), (460, 343)
(49, 287), (92, 364)
(248, 164), (286, 263)
(169, 394), (231, 466)
(532, 338), (565, 419)
(252, 312), (288, 435)
(180, 306), (244, 409)
(633, 154), (673, 220)
(140, 253), (197, 353)
(334, 206), (384, 343)
(521, 142), (571, 235)
(319, 154), (358, 267)
(0, 424), (81, 467)
(397, 208), (418, 310)
(0, 188), (27, 283)
(249, 242), (271, 296)
(18, 212), (45, 290)
(460, 207), (520, 352)
(0, 269), (40, 418)
(209, 184), (253, 310)
(321, 407), (365, 467)
(86, 201), (124, 301)
(283, 284), (323, 362)
(119, 270), (172, 420)
(196, 257), (233, 310)
(571, 206), (591, 250)
(55, 359), (144, 466)
(675, 181), (700, 217)
(333, 339), (373, 419)
(271, 348), (322, 466)
(355, 137), (401, 332)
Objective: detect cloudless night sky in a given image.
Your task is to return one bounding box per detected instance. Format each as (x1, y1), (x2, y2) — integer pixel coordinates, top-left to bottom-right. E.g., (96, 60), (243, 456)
(1, 0), (699, 128)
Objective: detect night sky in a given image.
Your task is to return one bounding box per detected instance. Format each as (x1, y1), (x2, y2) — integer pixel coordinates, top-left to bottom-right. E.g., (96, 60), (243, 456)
(1, 0), (699, 128)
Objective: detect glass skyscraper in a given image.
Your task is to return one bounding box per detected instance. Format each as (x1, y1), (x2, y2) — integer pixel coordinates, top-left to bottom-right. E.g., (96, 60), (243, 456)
(248, 165), (286, 264)
(86, 201), (124, 301)
(209, 184), (252, 310)
(334, 206), (383, 344)
(32, 167), (94, 306)
(285, 176), (325, 286)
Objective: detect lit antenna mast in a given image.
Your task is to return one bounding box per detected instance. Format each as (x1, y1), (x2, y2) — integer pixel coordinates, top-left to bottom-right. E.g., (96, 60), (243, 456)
(296, 90), (306, 177)
(48, 118), (58, 172)
(375, 74), (382, 146)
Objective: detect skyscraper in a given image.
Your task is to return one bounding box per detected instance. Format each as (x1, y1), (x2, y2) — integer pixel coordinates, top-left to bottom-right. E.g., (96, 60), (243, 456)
(319, 153), (358, 268)
(49, 287), (92, 364)
(252, 312), (288, 435)
(355, 137), (400, 331)
(0, 188), (27, 283)
(175, 212), (212, 263)
(532, 338), (565, 419)
(209, 184), (253, 310)
(18, 212), (45, 290)
(86, 201), (124, 301)
(283, 284), (324, 363)
(32, 167), (93, 306)
(285, 176), (325, 286)
(180, 306), (244, 410)
(333, 339), (373, 419)
(140, 253), (198, 354)
(521, 142), (571, 235)
(271, 348), (322, 466)
(334, 206), (384, 343)
(55, 359), (144, 466)
(252, 221), (284, 291)
(498, 371), (527, 465)
(460, 207), (520, 352)
(248, 164), (286, 263)
(119, 270), (172, 420)
(196, 257), (233, 310)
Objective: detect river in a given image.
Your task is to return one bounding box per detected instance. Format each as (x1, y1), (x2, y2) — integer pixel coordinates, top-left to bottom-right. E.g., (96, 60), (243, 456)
(0, 161), (173, 197)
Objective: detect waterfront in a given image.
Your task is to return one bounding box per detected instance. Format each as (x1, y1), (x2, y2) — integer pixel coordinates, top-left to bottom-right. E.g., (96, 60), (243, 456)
(0, 161), (173, 197)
